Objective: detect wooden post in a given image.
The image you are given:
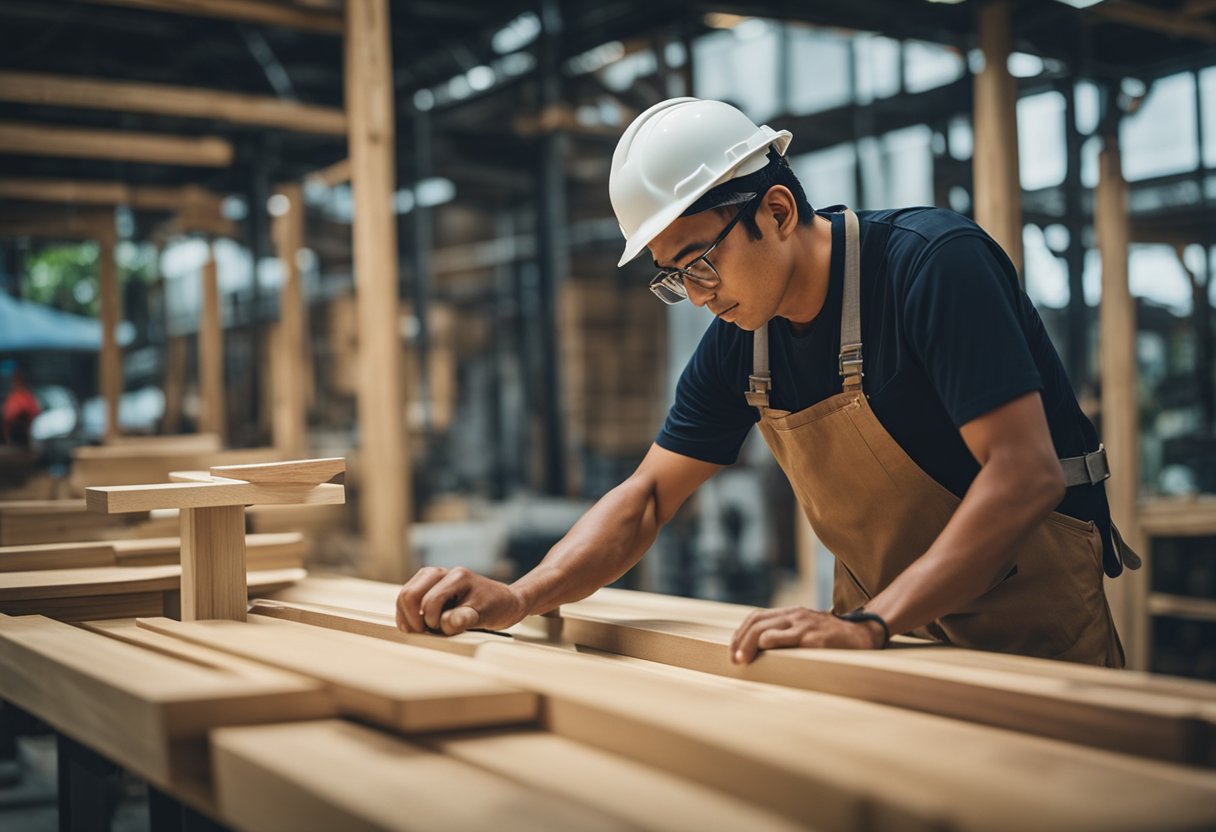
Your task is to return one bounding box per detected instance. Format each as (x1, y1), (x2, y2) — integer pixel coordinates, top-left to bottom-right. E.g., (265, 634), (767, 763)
(972, 0), (1024, 276)
(180, 505), (248, 621)
(1096, 138), (1147, 669)
(198, 244), (226, 441)
(271, 183), (308, 456)
(98, 225), (121, 442)
(346, 0), (410, 581)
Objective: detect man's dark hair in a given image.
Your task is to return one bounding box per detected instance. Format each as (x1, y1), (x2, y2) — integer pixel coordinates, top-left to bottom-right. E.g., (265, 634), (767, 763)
(679, 148), (814, 241)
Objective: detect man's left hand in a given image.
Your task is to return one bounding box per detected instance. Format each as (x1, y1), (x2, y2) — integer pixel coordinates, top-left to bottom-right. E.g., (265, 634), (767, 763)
(729, 606), (884, 664)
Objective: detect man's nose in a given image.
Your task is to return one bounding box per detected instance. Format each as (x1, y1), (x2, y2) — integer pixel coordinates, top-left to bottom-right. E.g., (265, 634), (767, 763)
(685, 280), (714, 308)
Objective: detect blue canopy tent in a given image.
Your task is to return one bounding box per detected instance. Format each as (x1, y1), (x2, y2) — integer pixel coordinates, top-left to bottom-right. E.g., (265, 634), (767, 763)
(0, 292), (134, 352)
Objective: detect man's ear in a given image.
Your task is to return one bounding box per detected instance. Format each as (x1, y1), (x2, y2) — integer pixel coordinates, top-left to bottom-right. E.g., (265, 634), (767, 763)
(764, 185), (798, 238)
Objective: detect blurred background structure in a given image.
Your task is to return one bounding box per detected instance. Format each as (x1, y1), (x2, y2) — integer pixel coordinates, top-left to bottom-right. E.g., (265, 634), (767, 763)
(0, 0), (1214, 678)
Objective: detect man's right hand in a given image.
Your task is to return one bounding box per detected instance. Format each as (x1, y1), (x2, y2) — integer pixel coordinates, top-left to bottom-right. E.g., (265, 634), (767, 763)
(395, 567), (527, 636)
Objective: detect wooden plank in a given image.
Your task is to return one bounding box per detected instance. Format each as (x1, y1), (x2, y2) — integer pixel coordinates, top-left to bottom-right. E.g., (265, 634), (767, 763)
(0, 542), (116, 572)
(306, 157), (350, 189)
(269, 182), (309, 456)
(1140, 496), (1216, 536)
(139, 616), (538, 732)
(1149, 593), (1216, 623)
(0, 72), (346, 135)
(1097, 137), (1148, 669)
(77, 0), (344, 34)
(0, 592), (165, 621)
(0, 179), (224, 212)
(972, 0), (1024, 276)
(86, 480), (344, 513)
(0, 121), (233, 167)
(114, 532), (306, 569)
(427, 727), (806, 832)
(181, 505), (247, 621)
(242, 596), (1216, 831)
(197, 247), (225, 441)
(211, 458), (343, 485)
(84, 434), (223, 456)
(0, 614), (332, 787)
(346, 0), (410, 582)
(0, 500), (149, 545)
(249, 598), (499, 657)
(551, 591), (1216, 767)
(211, 720), (629, 832)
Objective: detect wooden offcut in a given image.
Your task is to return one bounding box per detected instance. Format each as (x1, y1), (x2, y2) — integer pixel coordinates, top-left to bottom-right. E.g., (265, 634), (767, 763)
(0, 72), (347, 135)
(211, 458), (343, 485)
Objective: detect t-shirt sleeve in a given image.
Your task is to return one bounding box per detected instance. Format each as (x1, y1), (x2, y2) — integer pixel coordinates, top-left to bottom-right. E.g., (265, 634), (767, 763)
(655, 321), (756, 465)
(903, 233), (1044, 428)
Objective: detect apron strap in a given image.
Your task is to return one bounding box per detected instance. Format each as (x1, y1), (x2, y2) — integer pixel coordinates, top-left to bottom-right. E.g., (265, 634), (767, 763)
(839, 209), (864, 392)
(1059, 443), (1110, 487)
(745, 324), (771, 409)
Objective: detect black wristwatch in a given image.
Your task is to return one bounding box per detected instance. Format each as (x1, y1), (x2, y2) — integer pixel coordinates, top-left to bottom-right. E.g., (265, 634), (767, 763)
(835, 608), (890, 649)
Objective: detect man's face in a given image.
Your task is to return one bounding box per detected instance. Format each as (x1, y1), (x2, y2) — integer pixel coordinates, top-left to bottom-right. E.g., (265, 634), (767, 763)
(647, 200), (787, 331)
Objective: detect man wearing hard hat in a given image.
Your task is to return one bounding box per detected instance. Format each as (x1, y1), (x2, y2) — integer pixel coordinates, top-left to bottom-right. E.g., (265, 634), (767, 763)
(397, 98), (1139, 667)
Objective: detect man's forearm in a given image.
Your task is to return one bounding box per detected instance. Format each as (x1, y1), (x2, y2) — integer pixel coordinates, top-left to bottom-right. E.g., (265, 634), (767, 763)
(510, 475), (661, 616)
(864, 452), (1065, 637)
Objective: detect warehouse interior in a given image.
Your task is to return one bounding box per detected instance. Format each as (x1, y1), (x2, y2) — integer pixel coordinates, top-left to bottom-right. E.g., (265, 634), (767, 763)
(1, 0), (1216, 829)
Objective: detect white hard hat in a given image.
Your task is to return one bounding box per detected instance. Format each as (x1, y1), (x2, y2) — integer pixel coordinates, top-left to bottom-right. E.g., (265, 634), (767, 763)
(609, 97), (793, 267)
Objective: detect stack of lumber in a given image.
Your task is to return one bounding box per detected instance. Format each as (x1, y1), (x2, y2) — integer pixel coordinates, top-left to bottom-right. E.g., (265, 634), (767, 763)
(0, 499), (178, 545)
(0, 533), (307, 621)
(559, 280), (667, 488)
(1, 573), (1215, 830)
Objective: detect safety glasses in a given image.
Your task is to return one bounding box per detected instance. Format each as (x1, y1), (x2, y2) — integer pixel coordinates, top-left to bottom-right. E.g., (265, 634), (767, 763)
(648, 194), (758, 305)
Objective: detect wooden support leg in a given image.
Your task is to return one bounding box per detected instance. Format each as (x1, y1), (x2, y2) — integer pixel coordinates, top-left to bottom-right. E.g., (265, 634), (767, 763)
(179, 506), (248, 622)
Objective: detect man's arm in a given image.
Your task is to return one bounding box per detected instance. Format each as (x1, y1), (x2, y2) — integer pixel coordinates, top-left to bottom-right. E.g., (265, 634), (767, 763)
(397, 444), (721, 635)
(731, 390), (1066, 661)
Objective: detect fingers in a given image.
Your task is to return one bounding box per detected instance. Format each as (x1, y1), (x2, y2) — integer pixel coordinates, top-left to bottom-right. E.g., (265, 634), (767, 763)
(440, 605), (480, 635)
(420, 567), (473, 631)
(396, 567), (447, 633)
(728, 608), (784, 657)
(757, 625), (804, 650)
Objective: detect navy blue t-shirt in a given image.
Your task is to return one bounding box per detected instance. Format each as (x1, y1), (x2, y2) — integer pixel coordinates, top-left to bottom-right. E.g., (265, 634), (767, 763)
(657, 206), (1112, 548)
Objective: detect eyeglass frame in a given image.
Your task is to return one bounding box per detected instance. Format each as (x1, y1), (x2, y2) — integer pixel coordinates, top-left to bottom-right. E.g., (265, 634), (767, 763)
(648, 193), (759, 305)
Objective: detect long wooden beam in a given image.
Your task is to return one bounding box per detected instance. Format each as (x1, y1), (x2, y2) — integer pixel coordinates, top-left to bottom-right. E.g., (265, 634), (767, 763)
(0, 72), (346, 135)
(0, 121), (233, 167)
(972, 0), (1024, 276)
(197, 247), (227, 441)
(77, 0), (343, 34)
(1094, 0), (1216, 44)
(0, 179), (224, 212)
(98, 226), (122, 442)
(270, 184), (309, 456)
(346, 0), (410, 581)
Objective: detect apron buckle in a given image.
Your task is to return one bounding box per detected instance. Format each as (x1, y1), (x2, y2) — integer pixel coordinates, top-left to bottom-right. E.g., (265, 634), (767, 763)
(838, 343), (863, 378)
(745, 374), (771, 408)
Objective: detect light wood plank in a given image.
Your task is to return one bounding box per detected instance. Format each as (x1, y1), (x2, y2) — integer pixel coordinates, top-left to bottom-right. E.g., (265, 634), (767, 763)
(70, 446), (291, 491)
(86, 480), (344, 513)
(0, 121), (233, 167)
(553, 591), (1216, 767)
(211, 458), (343, 485)
(140, 616), (537, 732)
(428, 728), (807, 832)
(211, 720), (630, 832)
(347, 0), (410, 581)
(78, 0), (343, 34)
(0, 542), (116, 572)
(0, 614), (332, 786)
(85, 433), (223, 456)
(99, 227), (122, 441)
(0, 72), (346, 135)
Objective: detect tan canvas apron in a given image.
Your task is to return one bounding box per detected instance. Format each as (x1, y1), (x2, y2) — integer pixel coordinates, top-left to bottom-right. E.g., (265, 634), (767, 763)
(747, 209), (1131, 667)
